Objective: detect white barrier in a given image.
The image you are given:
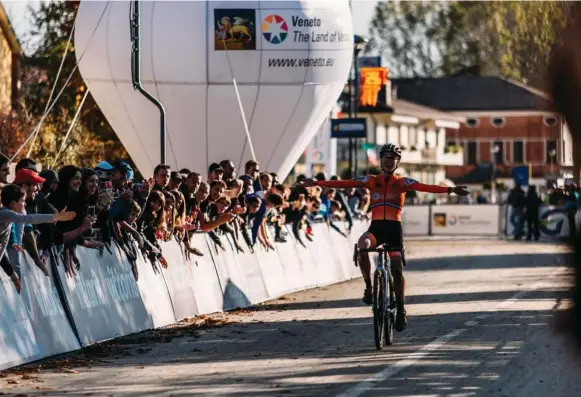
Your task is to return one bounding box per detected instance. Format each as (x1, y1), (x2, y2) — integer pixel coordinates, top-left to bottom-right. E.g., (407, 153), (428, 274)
(0, 250), (81, 371)
(431, 205), (500, 236)
(402, 205), (430, 236)
(53, 245), (153, 347)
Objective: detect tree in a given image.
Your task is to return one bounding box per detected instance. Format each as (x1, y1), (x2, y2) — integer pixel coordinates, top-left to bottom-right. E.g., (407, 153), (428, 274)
(367, 1), (571, 88)
(367, 1), (447, 78)
(16, 0), (128, 167)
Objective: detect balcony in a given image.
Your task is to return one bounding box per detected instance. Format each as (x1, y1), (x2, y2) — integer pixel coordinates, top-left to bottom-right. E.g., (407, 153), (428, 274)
(399, 147), (464, 166)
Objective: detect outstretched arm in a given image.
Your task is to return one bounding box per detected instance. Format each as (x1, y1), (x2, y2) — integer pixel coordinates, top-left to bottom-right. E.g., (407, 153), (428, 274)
(315, 180), (365, 189)
(401, 178), (469, 196)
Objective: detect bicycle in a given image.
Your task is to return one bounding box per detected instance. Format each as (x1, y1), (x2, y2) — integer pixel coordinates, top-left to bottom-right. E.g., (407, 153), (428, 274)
(354, 243), (399, 350)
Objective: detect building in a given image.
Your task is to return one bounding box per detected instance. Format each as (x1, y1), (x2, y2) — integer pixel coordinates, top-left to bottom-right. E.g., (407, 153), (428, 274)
(392, 74), (574, 188)
(335, 74), (465, 188)
(0, 2), (22, 114)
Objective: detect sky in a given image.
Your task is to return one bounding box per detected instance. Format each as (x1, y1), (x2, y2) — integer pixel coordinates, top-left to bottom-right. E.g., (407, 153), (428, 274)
(3, 0), (381, 55)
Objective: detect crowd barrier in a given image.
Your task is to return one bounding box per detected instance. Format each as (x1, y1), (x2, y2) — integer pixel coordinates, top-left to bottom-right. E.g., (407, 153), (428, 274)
(1, 203), (576, 370)
(0, 221), (368, 370)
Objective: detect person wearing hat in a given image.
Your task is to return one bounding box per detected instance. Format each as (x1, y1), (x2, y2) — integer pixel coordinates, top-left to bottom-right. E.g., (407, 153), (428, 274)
(11, 168), (50, 276)
(208, 163), (225, 183)
(168, 171), (185, 192)
(0, 184), (76, 279)
(15, 158), (38, 173)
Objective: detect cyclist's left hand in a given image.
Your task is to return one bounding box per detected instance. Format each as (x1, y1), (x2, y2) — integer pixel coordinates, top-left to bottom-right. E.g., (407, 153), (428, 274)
(452, 186), (470, 196)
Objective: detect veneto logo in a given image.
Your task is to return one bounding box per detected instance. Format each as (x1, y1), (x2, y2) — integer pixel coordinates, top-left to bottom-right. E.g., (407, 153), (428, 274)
(262, 15), (288, 44)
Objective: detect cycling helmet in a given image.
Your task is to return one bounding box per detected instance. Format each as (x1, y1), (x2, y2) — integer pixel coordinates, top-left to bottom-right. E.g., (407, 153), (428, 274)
(379, 143), (402, 159)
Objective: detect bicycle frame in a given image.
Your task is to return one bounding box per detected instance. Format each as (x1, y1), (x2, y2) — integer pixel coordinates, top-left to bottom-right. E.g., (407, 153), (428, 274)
(356, 244), (399, 349)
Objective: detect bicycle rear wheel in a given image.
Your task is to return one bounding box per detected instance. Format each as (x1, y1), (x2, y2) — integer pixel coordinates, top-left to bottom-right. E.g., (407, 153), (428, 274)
(373, 269), (386, 350)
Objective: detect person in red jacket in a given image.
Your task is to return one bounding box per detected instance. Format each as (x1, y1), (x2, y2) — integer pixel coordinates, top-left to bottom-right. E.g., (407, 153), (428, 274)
(304, 143), (469, 332)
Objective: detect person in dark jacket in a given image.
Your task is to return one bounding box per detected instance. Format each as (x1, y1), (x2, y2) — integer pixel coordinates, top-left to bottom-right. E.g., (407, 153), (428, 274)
(508, 184), (527, 239)
(526, 185), (542, 241)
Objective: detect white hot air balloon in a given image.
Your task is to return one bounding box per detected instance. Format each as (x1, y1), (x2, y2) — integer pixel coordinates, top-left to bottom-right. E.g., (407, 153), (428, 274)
(74, 0), (354, 178)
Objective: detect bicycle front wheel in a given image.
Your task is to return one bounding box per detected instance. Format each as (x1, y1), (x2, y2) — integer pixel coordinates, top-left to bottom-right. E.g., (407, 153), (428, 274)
(373, 270), (386, 350)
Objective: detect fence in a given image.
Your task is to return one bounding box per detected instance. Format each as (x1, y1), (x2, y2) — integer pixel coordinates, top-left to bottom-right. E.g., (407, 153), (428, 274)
(0, 221), (368, 370)
(0, 204), (575, 370)
(401, 204), (579, 239)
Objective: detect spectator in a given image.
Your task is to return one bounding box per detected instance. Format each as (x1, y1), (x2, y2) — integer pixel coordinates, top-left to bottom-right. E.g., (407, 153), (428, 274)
(219, 160), (237, 183)
(168, 172), (184, 192)
(0, 154), (10, 185)
(208, 163), (225, 183)
(526, 185), (542, 241)
(565, 184), (579, 239)
(240, 160), (261, 196)
(1, 184), (76, 280)
(508, 184), (526, 240)
(11, 168), (49, 276)
(153, 164), (171, 191)
(137, 189), (167, 270)
(330, 175), (354, 232)
(248, 192), (284, 250)
(258, 173), (273, 197)
(15, 158), (38, 173)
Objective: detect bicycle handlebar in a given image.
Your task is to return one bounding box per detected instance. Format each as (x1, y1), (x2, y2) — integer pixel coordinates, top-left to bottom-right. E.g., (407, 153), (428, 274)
(357, 246), (404, 254)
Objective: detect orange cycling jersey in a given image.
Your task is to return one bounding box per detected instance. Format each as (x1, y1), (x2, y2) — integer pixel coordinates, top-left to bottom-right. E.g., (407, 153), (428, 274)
(316, 174), (448, 222)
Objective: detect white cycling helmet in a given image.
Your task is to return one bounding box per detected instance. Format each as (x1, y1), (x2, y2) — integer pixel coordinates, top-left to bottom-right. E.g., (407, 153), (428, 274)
(379, 144), (402, 159)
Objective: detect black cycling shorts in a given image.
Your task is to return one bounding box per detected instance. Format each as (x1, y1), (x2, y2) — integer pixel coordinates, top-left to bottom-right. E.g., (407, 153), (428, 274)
(367, 220), (403, 251)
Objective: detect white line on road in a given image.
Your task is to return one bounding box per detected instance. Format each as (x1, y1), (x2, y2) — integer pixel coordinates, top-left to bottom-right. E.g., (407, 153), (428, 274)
(335, 279), (554, 397)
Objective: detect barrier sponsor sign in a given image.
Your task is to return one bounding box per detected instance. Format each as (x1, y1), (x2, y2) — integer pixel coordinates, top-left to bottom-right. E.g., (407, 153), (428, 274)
(128, 246), (175, 328)
(506, 205), (574, 239)
(190, 234), (225, 314)
(208, 233), (252, 310)
(308, 223), (345, 286)
(431, 205), (500, 236)
(0, 250), (81, 370)
(16, 251), (81, 358)
(402, 205), (430, 236)
(53, 245), (152, 346)
(158, 240), (199, 322)
(0, 271), (40, 370)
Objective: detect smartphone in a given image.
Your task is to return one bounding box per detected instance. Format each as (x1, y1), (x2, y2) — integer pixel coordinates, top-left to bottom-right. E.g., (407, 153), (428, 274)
(99, 180), (112, 191)
(87, 206), (96, 217)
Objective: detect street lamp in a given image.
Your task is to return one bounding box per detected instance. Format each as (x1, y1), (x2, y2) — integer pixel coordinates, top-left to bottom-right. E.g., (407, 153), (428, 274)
(490, 144), (500, 203)
(348, 34), (368, 178)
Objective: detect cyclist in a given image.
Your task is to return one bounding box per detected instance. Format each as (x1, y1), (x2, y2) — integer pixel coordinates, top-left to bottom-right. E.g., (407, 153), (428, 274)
(303, 143), (469, 332)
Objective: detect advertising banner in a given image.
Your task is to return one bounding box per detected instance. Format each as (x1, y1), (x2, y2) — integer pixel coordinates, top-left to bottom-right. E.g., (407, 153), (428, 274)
(431, 205), (500, 236)
(53, 245), (152, 346)
(208, 234), (252, 311)
(402, 205), (430, 236)
(158, 240), (200, 322)
(506, 205), (574, 239)
(0, 271), (41, 370)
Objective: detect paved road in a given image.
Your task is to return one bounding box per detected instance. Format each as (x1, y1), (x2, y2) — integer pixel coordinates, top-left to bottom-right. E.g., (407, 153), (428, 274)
(2, 240), (580, 397)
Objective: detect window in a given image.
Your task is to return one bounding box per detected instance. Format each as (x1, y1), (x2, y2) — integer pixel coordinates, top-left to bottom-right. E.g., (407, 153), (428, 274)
(512, 141), (524, 164)
(546, 141), (558, 164)
(467, 141), (477, 165)
(544, 116), (558, 127)
(490, 116), (506, 128)
(492, 141), (504, 164)
(465, 118), (479, 128)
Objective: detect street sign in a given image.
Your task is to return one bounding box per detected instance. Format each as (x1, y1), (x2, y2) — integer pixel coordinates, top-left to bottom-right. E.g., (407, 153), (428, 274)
(330, 118), (367, 139)
(512, 165), (530, 186)
(358, 56), (382, 67)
